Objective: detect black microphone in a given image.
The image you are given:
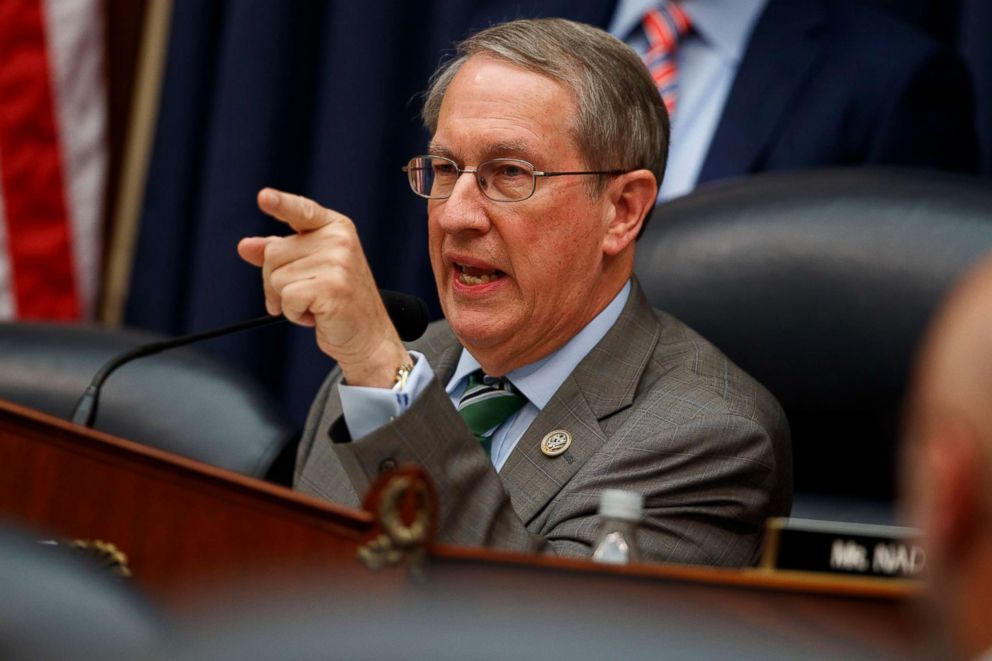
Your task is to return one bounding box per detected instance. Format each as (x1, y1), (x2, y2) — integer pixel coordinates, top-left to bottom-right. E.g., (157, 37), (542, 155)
(70, 290), (429, 428)
(378, 290), (430, 342)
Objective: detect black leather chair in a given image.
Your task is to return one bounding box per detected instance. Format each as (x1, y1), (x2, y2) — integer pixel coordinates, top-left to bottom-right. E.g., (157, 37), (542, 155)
(0, 323), (297, 479)
(0, 521), (167, 660)
(634, 168), (992, 522)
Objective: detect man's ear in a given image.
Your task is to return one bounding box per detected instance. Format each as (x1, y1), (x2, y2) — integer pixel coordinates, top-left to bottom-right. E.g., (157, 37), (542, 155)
(602, 169), (657, 257)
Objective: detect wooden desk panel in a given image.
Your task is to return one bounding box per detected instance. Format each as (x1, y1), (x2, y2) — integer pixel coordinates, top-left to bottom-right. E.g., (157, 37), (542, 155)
(426, 546), (919, 658)
(0, 400), (397, 599)
(0, 399), (921, 655)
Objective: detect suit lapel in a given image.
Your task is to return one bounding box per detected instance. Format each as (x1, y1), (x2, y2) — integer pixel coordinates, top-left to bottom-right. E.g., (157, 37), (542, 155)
(698, 0), (826, 183)
(499, 280), (660, 525)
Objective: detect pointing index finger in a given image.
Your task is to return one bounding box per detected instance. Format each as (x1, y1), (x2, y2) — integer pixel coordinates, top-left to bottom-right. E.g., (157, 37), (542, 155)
(257, 187), (346, 234)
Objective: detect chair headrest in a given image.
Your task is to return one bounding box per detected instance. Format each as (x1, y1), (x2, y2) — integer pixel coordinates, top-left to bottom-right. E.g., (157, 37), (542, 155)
(0, 323), (297, 477)
(635, 167), (992, 499)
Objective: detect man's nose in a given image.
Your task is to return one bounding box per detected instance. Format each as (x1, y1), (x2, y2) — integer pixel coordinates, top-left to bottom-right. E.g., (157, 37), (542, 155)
(434, 170), (490, 232)
(452, 167), (481, 197)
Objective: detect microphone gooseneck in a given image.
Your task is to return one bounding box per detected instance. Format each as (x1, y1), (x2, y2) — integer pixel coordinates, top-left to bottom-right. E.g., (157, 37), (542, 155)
(71, 290), (429, 428)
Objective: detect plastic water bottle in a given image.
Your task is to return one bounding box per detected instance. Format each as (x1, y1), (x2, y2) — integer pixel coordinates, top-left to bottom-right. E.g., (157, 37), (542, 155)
(591, 489), (643, 565)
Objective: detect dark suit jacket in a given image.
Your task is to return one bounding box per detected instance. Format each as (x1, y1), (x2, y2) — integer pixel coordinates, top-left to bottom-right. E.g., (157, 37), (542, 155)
(295, 280), (792, 567)
(697, 0), (979, 183)
(469, 0), (979, 179)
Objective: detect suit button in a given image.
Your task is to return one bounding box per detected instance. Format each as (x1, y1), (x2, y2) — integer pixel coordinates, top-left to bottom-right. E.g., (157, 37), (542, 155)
(378, 458), (397, 474)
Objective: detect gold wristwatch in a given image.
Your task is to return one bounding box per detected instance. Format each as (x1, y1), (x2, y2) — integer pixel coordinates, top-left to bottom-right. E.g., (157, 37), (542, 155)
(392, 360), (414, 392)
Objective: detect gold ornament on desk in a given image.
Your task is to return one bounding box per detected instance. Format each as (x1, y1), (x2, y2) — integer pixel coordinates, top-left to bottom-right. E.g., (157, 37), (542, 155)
(68, 539), (132, 578)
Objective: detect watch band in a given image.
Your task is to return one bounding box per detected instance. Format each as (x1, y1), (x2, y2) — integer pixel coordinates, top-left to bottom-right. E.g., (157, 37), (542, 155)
(392, 361), (414, 392)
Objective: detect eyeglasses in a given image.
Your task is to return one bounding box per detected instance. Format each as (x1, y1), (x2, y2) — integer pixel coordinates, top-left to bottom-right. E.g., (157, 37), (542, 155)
(402, 155), (625, 202)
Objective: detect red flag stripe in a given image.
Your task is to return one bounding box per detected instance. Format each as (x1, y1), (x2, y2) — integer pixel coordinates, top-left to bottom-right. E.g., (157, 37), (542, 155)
(0, 0), (80, 319)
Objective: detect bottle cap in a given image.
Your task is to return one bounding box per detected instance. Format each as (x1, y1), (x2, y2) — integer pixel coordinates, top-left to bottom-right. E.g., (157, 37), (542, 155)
(598, 489), (643, 522)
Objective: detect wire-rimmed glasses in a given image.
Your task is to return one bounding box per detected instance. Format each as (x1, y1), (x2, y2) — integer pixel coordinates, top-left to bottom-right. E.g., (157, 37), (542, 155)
(402, 155), (625, 202)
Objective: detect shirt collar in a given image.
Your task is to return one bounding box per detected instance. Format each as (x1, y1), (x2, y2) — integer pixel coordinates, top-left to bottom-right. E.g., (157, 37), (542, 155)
(609, 0), (768, 65)
(447, 280), (632, 410)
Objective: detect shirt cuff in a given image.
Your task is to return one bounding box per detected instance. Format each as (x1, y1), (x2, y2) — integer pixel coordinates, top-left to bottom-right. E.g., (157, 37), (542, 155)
(338, 351), (434, 441)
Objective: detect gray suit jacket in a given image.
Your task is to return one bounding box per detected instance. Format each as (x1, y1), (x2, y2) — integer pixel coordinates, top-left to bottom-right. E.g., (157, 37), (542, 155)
(294, 280), (792, 566)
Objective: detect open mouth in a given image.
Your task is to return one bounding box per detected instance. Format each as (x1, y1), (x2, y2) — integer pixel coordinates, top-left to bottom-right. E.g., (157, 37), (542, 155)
(456, 263), (506, 285)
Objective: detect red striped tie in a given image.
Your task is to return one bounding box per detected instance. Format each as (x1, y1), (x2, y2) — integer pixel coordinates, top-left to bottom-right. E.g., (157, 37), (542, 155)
(641, 2), (692, 119)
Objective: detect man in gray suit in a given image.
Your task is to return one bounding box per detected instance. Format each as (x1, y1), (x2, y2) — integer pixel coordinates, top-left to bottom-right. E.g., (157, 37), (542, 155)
(238, 18), (791, 566)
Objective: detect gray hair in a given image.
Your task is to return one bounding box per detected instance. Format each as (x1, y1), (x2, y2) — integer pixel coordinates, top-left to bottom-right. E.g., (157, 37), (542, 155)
(422, 18), (669, 195)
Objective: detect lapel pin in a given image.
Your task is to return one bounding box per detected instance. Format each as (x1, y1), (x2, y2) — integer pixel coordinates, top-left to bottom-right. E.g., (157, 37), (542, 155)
(540, 429), (572, 457)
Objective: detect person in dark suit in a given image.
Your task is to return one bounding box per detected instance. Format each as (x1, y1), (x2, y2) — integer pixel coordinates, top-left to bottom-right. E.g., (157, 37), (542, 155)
(609, 0), (979, 199)
(238, 18), (791, 565)
(903, 256), (992, 659)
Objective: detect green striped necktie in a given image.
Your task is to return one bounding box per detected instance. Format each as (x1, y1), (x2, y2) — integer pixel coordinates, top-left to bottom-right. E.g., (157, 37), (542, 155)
(457, 370), (527, 457)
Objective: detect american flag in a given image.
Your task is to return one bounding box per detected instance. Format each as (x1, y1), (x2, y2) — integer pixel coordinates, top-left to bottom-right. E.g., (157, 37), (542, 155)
(0, 0), (106, 320)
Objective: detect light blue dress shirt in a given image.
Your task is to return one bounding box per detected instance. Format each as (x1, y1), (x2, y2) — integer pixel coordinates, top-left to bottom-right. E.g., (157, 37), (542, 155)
(609, 0), (767, 200)
(339, 281), (632, 471)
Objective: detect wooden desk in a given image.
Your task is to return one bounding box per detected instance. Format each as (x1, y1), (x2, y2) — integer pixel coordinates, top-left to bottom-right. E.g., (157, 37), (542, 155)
(0, 400), (920, 657)
(0, 399), (400, 594)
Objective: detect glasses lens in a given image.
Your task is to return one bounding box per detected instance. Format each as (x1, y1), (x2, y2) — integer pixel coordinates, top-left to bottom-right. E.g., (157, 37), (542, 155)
(406, 156), (460, 199)
(478, 159), (535, 201)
